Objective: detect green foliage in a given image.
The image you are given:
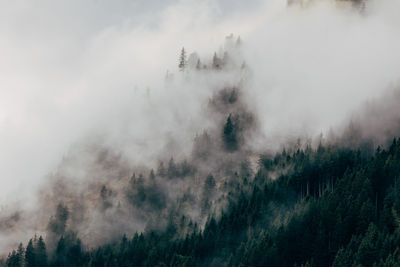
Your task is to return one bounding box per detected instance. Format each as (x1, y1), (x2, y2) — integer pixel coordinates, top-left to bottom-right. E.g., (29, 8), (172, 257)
(24, 240), (35, 267)
(5, 138), (400, 266)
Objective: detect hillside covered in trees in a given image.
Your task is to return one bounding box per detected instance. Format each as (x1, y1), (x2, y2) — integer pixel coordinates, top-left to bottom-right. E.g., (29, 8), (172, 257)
(4, 135), (400, 266)
(2, 0), (400, 266)
(3, 34), (400, 265)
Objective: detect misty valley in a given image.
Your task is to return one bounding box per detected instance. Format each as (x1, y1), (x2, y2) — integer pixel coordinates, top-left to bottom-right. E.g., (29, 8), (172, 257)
(1, 0), (400, 266)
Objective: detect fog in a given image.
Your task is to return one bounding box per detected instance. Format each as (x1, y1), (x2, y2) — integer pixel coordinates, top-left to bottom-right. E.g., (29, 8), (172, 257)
(1, 0), (400, 254)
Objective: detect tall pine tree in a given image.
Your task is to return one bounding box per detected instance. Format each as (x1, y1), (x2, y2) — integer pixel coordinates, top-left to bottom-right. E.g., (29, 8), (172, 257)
(24, 239), (35, 267)
(35, 236), (47, 267)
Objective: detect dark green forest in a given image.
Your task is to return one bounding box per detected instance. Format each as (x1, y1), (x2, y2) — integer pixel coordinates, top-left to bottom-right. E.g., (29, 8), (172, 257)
(3, 137), (400, 266)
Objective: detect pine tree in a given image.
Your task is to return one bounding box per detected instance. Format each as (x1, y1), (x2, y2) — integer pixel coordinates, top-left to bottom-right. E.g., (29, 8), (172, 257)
(6, 250), (18, 267)
(167, 157), (177, 178)
(68, 239), (84, 266)
(223, 114), (238, 151)
(24, 239), (35, 267)
(149, 169), (155, 181)
(16, 243), (24, 267)
(55, 236), (66, 266)
(35, 236), (47, 267)
(179, 47), (187, 71)
(157, 162), (166, 177)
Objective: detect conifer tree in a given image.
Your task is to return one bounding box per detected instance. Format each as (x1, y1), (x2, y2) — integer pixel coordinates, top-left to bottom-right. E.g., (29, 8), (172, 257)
(35, 236), (47, 267)
(6, 250), (18, 267)
(55, 236), (66, 266)
(167, 157), (177, 178)
(223, 114), (238, 151)
(157, 161), (166, 177)
(16, 243), (24, 267)
(24, 239), (35, 267)
(149, 169), (155, 181)
(178, 47), (187, 71)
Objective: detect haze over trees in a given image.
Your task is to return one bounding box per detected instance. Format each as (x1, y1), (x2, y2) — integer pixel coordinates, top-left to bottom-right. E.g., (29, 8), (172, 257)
(3, 0), (400, 266)
(5, 130), (400, 266)
(3, 30), (400, 266)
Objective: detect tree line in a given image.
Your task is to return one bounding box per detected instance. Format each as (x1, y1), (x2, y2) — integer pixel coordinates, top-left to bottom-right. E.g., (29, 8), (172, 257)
(3, 137), (400, 266)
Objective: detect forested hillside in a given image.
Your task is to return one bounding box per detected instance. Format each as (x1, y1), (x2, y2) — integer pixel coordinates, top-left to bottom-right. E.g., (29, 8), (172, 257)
(3, 1), (400, 265)
(2, 30), (400, 265)
(3, 136), (400, 266)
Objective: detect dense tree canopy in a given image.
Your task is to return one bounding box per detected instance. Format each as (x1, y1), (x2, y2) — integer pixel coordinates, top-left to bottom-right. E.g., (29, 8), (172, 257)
(4, 138), (400, 266)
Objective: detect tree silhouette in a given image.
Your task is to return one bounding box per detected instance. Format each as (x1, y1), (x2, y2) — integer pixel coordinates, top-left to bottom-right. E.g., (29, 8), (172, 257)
(223, 114), (238, 151)
(24, 239), (35, 267)
(179, 47), (187, 71)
